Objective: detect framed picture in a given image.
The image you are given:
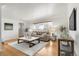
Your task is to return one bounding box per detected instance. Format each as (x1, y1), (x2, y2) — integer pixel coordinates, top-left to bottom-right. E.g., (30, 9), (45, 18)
(4, 23), (13, 30)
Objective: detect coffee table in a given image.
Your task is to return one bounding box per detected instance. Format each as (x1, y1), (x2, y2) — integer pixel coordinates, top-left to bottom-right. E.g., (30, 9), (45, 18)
(18, 37), (40, 47)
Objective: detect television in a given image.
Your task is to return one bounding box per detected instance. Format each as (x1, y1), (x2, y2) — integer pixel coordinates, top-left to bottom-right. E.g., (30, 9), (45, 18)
(4, 23), (13, 30)
(69, 8), (76, 31)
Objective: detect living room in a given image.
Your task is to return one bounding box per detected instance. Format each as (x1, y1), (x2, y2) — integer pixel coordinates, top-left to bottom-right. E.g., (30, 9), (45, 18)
(0, 3), (79, 56)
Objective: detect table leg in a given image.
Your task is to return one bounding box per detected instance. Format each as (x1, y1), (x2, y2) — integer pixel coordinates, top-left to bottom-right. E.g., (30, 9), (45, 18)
(29, 43), (33, 47)
(18, 39), (20, 44)
(18, 39), (23, 44)
(38, 38), (40, 43)
(29, 43), (35, 47)
(38, 39), (40, 43)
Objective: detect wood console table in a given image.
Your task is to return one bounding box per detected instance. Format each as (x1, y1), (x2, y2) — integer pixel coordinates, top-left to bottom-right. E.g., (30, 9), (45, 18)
(58, 38), (74, 56)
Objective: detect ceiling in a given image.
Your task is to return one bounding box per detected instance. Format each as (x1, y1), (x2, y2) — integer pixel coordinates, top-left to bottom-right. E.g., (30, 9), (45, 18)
(1, 3), (68, 23)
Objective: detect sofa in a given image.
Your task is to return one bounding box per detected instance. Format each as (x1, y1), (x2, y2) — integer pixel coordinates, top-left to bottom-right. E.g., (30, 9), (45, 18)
(31, 31), (50, 42)
(40, 33), (50, 42)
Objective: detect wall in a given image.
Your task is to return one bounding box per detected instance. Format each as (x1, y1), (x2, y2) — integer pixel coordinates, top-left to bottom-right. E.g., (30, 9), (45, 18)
(1, 4), (25, 41)
(75, 4), (79, 55)
(67, 3), (79, 55)
(0, 5), (1, 42)
(1, 18), (24, 41)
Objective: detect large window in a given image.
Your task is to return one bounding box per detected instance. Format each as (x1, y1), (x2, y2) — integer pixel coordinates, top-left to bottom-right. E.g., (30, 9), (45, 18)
(30, 22), (53, 31)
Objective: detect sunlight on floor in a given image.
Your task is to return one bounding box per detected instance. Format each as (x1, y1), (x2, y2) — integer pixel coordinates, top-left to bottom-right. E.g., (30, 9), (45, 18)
(49, 40), (54, 46)
(36, 40), (58, 56)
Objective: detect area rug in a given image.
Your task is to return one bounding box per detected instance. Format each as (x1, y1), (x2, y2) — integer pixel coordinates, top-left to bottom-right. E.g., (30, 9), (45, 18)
(9, 41), (47, 56)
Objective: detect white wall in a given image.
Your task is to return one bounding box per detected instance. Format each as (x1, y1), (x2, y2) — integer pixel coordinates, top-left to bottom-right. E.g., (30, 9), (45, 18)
(1, 4), (25, 41)
(1, 18), (24, 41)
(75, 4), (79, 55)
(0, 5), (1, 42)
(67, 3), (79, 55)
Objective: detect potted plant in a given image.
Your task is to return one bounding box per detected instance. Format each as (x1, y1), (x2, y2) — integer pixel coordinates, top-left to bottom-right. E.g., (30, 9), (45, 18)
(59, 26), (69, 39)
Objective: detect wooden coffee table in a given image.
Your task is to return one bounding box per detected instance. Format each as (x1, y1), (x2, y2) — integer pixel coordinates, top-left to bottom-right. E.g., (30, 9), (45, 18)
(18, 37), (40, 47)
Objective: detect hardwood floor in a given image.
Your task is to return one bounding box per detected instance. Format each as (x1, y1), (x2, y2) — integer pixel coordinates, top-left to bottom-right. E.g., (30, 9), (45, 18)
(35, 40), (58, 56)
(0, 40), (58, 56)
